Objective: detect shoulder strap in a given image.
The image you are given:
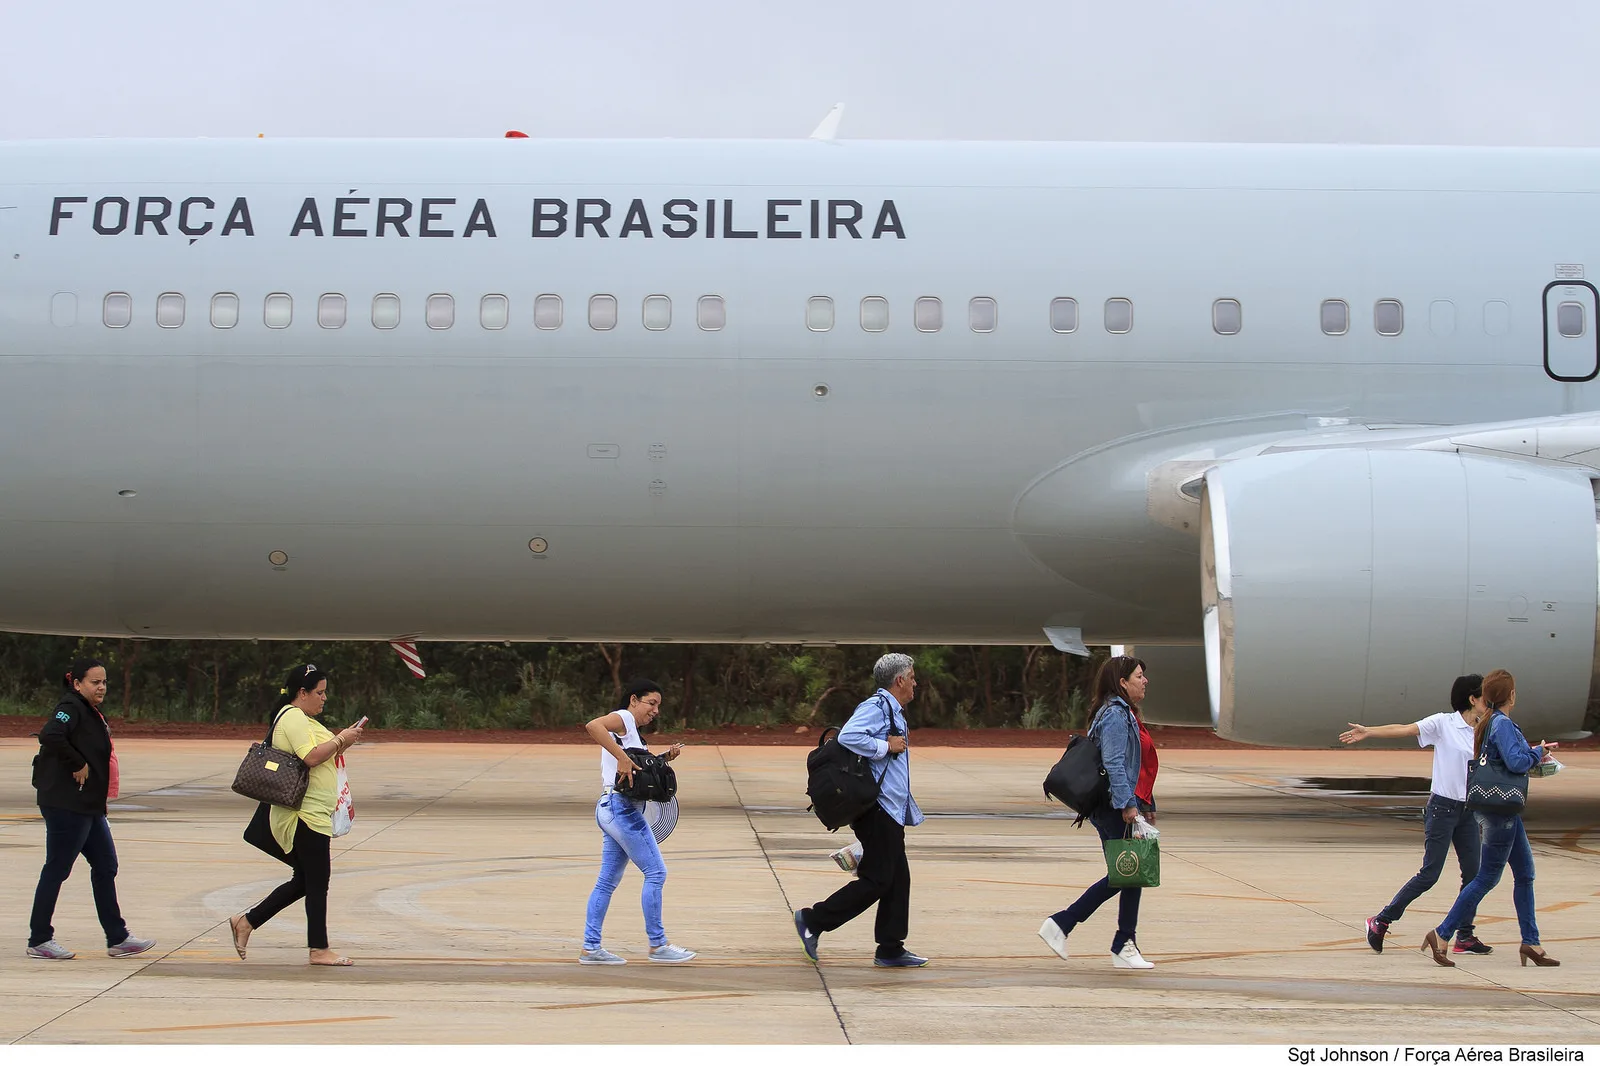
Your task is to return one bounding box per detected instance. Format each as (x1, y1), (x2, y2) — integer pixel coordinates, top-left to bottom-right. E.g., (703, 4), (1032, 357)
(266, 706), (292, 746)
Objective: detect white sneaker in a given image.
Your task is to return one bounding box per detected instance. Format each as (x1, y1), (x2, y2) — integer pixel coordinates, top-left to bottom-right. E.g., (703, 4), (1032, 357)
(647, 943), (697, 964)
(26, 940), (75, 960)
(1112, 941), (1154, 969)
(1038, 919), (1070, 961)
(578, 947), (627, 965)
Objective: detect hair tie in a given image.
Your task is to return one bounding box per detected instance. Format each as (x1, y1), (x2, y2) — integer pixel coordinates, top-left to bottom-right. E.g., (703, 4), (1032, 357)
(280, 688), (287, 695)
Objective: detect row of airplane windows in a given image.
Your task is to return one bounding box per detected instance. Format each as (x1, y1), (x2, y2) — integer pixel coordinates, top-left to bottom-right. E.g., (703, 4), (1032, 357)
(81, 291), (1560, 338)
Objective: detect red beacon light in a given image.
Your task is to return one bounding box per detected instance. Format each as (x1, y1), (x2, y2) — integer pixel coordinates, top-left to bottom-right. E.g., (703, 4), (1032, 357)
(504, 130), (529, 138)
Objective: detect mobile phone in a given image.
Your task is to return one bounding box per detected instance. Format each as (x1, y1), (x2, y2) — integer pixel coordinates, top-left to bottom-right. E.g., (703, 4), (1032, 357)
(355, 716), (369, 729)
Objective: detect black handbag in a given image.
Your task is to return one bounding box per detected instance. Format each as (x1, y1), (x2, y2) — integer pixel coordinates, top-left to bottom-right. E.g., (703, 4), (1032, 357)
(1043, 732), (1109, 816)
(614, 747), (677, 802)
(242, 801), (294, 865)
(231, 708), (310, 808)
(1465, 714), (1529, 815)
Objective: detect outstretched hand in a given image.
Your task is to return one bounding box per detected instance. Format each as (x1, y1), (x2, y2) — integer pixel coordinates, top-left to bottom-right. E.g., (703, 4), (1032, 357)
(1339, 723), (1369, 745)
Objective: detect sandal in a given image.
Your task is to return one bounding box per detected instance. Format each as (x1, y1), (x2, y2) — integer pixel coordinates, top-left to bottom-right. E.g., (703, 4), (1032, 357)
(228, 914), (251, 960)
(309, 951), (354, 967)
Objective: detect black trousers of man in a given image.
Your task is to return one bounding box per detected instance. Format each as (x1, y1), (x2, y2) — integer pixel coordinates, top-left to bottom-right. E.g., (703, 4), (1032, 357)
(807, 804), (910, 958)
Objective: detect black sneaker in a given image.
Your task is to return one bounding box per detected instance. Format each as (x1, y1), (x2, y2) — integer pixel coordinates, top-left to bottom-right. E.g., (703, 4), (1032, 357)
(1365, 916), (1389, 953)
(793, 909), (820, 963)
(1452, 935), (1493, 955)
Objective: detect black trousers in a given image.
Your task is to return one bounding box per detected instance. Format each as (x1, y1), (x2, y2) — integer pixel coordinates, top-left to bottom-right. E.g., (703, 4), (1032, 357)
(29, 806), (129, 948)
(1050, 802), (1147, 953)
(245, 819), (332, 949)
(807, 805), (910, 957)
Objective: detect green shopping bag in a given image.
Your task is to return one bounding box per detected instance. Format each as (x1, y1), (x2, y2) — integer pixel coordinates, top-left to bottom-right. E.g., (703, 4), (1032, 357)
(1104, 832), (1160, 888)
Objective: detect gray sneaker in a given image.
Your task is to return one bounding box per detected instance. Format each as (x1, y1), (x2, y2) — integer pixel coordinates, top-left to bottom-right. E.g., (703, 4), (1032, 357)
(27, 940), (75, 960)
(647, 943), (697, 964)
(107, 935), (156, 958)
(578, 947), (627, 965)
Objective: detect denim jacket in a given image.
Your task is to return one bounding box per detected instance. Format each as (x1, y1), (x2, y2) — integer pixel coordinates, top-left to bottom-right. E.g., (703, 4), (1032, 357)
(1484, 711), (1545, 775)
(1089, 696), (1141, 812)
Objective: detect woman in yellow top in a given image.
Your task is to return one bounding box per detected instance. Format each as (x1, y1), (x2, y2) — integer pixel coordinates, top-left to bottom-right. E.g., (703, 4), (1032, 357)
(229, 665), (364, 966)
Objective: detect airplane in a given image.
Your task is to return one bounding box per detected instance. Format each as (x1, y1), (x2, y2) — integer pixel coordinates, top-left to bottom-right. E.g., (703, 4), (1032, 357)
(2, 136), (1598, 746)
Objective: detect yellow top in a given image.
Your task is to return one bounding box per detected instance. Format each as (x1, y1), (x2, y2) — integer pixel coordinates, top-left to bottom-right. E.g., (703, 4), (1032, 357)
(268, 705), (337, 853)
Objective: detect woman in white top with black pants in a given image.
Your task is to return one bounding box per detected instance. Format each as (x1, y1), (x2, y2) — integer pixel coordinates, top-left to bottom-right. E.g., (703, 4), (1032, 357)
(1339, 674), (1492, 956)
(578, 678), (693, 965)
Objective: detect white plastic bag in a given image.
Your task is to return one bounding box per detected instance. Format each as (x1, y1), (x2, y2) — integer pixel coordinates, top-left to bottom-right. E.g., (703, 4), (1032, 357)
(1532, 756), (1564, 779)
(330, 754), (355, 837)
(830, 840), (864, 872)
(1132, 814), (1161, 840)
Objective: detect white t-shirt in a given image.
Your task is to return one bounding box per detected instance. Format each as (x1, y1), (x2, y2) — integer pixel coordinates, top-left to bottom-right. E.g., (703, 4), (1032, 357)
(599, 708), (645, 791)
(1415, 711), (1476, 801)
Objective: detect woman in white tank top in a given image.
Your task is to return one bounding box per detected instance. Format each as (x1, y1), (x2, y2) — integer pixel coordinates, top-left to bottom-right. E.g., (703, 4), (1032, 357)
(578, 678), (693, 965)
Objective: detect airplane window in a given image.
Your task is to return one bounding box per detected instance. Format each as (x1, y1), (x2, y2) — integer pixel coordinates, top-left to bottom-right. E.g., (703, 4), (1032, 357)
(156, 292), (185, 329)
(1320, 299), (1349, 335)
(697, 295), (726, 331)
(914, 297), (942, 333)
(318, 293), (347, 329)
(264, 293), (293, 329)
(426, 294), (455, 330)
(372, 293), (400, 330)
(51, 292), (77, 328)
(1484, 300), (1510, 336)
(807, 296), (834, 332)
(589, 295), (618, 330)
(1374, 299), (1403, 336)
(1050, 297), (1079, 333)
(103, 292), (132, 328)
(1104, 298), (1133, 334)
(1558, 301), (1586, 338)
(969, 297), (997, 333)
(643, 295), (671, 331)
(1213, 299), (1242, 335)
(210, 293), (239, 329)
(480, 294), (509, 330)
(860, 296), (889, 332)
(535, 294), (563, 330)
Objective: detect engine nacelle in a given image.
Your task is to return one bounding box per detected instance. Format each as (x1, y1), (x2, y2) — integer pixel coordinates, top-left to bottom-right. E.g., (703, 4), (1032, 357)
(1201, 449), (1598, 746)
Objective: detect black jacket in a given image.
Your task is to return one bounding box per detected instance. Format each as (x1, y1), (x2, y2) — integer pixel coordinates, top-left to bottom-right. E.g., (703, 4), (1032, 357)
(33, 692), (114, 814)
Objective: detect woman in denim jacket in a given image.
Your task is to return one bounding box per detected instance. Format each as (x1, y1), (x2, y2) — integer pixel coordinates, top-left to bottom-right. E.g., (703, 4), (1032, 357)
(1038, 655), (1157, 969)
(1426, 669), (1560, 967)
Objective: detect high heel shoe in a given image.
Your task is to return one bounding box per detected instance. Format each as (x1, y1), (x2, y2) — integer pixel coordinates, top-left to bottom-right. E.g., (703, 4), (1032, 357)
(1421, 930), (1455, 967)
(1519, 944), (1560, 967)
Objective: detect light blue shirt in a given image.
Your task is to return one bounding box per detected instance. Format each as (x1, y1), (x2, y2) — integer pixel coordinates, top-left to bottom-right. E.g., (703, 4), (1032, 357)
(837, 689), (924, 827)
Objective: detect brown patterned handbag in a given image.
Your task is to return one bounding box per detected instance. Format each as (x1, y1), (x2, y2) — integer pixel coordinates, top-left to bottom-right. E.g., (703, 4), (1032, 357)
(231, 707), (309, 807)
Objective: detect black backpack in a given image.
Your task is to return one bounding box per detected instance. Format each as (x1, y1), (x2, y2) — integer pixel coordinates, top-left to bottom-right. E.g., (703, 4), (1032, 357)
(805, 697), (895, 831)
(1042, 732), (1108, 818)
(614, 747), (678, 803)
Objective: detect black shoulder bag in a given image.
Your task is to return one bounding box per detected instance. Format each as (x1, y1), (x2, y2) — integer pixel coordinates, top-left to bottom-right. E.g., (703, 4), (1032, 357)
(613, 747), (678, 802)
(805, 696), (898, 831)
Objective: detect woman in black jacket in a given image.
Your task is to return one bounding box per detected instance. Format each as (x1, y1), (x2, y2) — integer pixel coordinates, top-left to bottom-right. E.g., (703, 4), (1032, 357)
(26, 658), (155, 960)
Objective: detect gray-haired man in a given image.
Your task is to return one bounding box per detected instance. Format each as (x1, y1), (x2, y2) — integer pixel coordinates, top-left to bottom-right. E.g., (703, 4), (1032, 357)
(794, 653), (927, 967)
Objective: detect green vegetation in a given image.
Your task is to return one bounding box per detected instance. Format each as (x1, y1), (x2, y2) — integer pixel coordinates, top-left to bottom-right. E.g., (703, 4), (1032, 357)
(0, 635), (1106, 731)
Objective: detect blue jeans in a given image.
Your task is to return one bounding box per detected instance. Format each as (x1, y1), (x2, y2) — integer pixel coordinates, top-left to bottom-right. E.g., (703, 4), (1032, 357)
(29, 806), (129, 948)
(583, 793), (667, 950)
(1050, 802), (1148, 953)
(1436, 812), (1539, 946)
(1377, 794), (1479, 936)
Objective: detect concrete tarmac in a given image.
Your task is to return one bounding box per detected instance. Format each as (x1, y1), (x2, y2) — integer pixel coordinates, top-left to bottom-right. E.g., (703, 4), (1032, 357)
(1, 739), (1597, 1044)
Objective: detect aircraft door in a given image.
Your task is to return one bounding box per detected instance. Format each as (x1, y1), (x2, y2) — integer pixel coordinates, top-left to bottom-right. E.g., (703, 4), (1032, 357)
(1543, 281), (1599, 382)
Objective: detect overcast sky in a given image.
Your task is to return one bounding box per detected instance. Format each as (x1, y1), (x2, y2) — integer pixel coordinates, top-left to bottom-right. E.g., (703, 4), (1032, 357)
(4, 0), (1597, 145)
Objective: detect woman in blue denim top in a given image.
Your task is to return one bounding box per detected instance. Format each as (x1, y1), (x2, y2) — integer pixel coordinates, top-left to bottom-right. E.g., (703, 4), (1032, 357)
(1425, 669), (1561, 968)
(1038, 655), (1157, 970)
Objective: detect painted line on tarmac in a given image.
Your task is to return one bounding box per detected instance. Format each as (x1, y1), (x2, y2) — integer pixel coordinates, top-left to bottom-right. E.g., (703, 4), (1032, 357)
(128, 1015), (393, 1034)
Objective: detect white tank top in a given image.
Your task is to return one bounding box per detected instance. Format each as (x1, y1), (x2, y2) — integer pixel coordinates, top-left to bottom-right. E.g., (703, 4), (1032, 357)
(599, 708), (644, 791)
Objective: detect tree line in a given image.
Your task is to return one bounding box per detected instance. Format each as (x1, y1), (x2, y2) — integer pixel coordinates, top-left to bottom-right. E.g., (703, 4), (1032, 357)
(0, 634), (1105, 731)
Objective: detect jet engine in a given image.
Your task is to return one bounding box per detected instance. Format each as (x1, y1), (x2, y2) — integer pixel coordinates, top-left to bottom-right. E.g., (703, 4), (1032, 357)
(1200, 448), (1598, 746)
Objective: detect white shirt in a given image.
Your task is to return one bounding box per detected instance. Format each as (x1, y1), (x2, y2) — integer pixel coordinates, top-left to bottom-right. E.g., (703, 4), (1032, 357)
(598, 708), (644, 791)
(1415, 711), (1476, 801)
